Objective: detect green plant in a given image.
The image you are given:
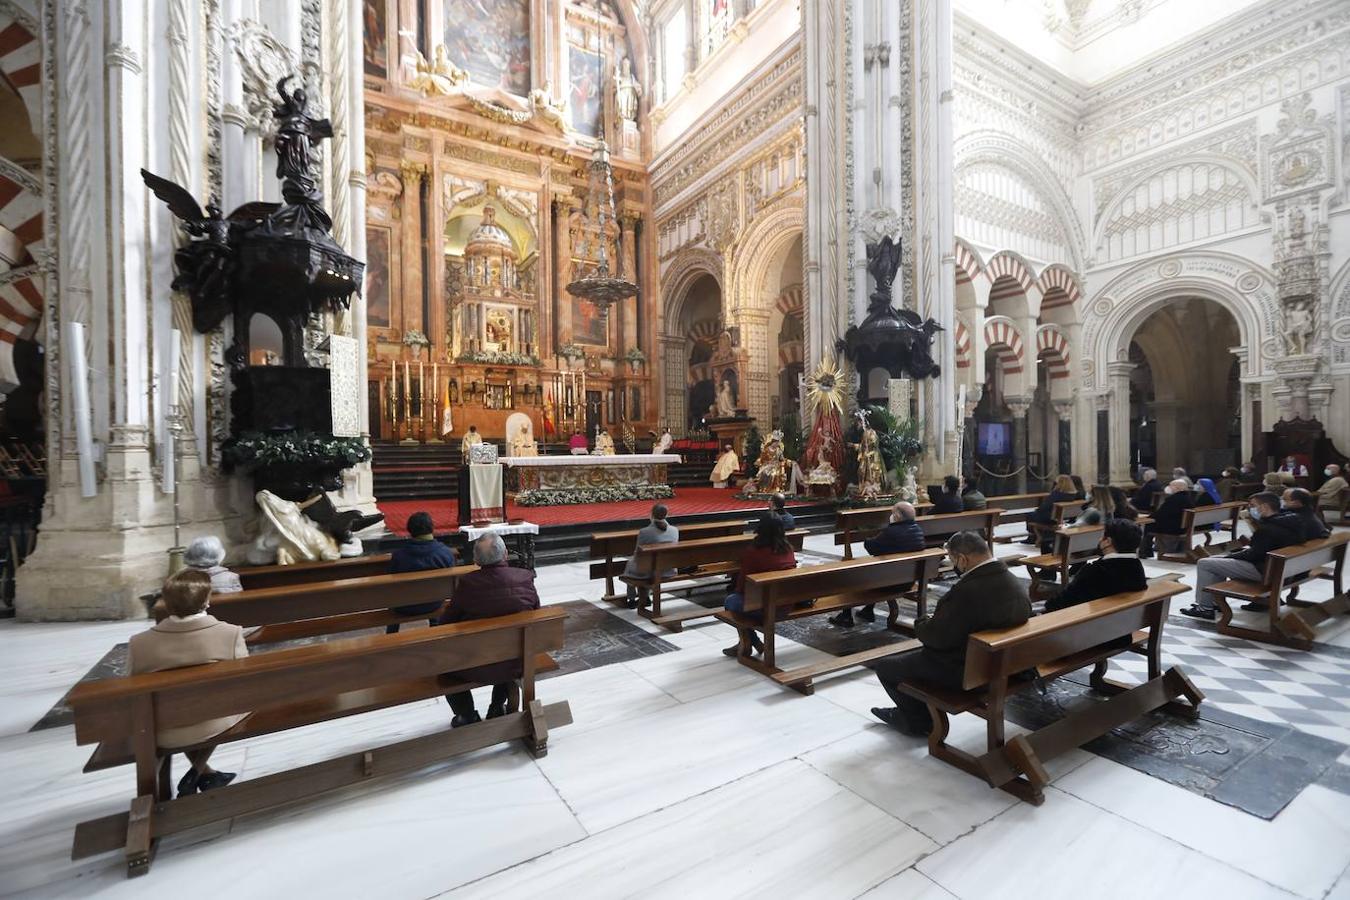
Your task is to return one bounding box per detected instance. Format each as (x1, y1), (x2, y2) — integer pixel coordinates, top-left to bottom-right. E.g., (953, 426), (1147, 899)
(865, 405), (923, 473)
(779, 412), (807, 461)
(623, 347), (647, 363)
(220, 431), (372, 472)
(557, 343), (584, 360)
(743, 425), (763, 467)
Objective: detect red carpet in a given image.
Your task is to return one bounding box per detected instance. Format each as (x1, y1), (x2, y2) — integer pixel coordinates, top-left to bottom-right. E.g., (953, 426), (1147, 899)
(378, 487), (814, 534)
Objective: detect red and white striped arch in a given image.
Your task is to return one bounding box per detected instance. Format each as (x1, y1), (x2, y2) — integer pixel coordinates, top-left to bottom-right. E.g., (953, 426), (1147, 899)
(1036, 324), (1071, 380)
(0, 14), (41, 132)
(1036, 264), (1082, 312)
(953, 238), (984, 287)
(983, 316), (1024, 375)
(985, 250), (1036, 297)
(687, 318), (721, 344)
(954, 318), (972, 370)
(774, 283), (803, 316)
(0, 163), (43, 389)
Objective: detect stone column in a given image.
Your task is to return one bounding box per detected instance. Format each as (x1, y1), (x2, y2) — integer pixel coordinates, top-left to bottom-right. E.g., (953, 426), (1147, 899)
(1107, 360), (1134, 485)
(961, 385), (981, 482)
(1005, 395), (1032, 493)
(554, 197), (578, 346)
(619, 212), (640, 353)
(398, 160), (427, 335)
(1052, 398), (1073, 478)
(1094, 393), (1110, 485)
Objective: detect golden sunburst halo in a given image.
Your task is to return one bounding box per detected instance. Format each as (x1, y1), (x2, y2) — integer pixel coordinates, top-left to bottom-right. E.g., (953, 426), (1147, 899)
(804, 354), (848, 418)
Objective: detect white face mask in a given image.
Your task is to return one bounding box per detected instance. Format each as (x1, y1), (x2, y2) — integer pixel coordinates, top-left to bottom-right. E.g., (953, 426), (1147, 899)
(1327, 468), (1335, 477)
(1163, 486), (1174, 495)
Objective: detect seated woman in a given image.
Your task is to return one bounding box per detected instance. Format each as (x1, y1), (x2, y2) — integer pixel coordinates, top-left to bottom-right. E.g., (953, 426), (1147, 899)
(184, 535), (242, 594)
(128, 569), (249, 797)
(1027, 474), (1080, 552)
(620, 504), (680, 609)
(928, 475), (965, 514)
(1215, 467), (1241, 503)
(1078, 484), (1117, 526)
(1108, 485), (1140, 521)
(386, 511), (458, 633)
(721, 514), (797, 658)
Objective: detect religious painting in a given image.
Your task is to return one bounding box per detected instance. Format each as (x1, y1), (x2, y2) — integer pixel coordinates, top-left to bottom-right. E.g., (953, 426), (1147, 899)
(444, 0), (531, 96)
(572, 296), (608, 347)
(365, 226), (391, 327)
(484, 306), (514, 353)
(568, 46), (604, 137)
(362, 0), (387, 79)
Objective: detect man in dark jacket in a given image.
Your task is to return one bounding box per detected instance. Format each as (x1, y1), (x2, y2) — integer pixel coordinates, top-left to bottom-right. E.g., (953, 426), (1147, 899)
(1283, 488), (1329, 540)
(1139, 479), (1195, 558)
(929, 476), (965, 514)
(830, 501), (926, 627)
(439, 533), (541, 725)
(1182, 491), (1305, 620)
(1132, 468), (1163, 511)
(386, 511), (459, 633)
(1044, 517), (1147, 613)
(871, 531), (1031, 736)
(760, 493), (795, 531)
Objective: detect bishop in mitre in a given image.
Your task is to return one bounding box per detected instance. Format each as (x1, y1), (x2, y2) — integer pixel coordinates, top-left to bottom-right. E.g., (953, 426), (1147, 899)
(711, 442), (739, 488)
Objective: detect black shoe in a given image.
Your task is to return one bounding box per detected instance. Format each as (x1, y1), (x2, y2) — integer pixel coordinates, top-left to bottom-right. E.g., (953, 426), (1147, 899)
(1180, 605), (1216, 621)
(870, 707), (927, 737)
(176, 768), (201, 798)
(486, 704), (506, 719)
(1240, 602), (1270, 612)
(451, 711), (482, 728)
(722, 644), (741, 657)
(856, 606), (876, 623)
(195, 771), (236, 792)
(828, 611), (856, 628)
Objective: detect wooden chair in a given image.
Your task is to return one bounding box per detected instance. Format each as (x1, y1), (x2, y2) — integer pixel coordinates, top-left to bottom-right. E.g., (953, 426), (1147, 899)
(210, 567), (477, 645)
(716, 549), (946, 694)
(986, 492), (1048, 543)
(898, 577), (1199, 805)
(620, 529), (809, 631)
(1154, 501), (1246, 563)
(235, 553), (395, 591)
(588, 519), (750, 603)
(1016, 524), (1103, 588)
(1202, 533), (1349, 648)
(68, 608), (572, 877)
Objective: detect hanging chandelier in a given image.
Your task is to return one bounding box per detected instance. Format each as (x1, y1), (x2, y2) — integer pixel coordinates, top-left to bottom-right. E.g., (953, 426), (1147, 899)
(566, 141), (637, 314)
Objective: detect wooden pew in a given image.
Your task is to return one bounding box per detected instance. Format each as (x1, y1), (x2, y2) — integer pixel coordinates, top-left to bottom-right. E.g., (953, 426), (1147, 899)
(235, 553), (395, 591)
(898, 577), (1200, 805)
(1016, 524), (1103, 588)
(716, 549), (946, 694)
(211, 567), (477, 645)
(621, 529), (808, 631)
(835, 507), (1000, 559)
(68, 608), (572, 877)
(1028, 499), (1086, 547)
(588, 519), (750, 603)
(987, 492), (1048, 542)
(1154, 501), (1247, 563)
(1202, 533), (1349, 648)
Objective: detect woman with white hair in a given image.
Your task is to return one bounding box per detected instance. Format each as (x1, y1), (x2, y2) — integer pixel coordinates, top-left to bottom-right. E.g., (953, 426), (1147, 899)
(184, 536), (243, 594)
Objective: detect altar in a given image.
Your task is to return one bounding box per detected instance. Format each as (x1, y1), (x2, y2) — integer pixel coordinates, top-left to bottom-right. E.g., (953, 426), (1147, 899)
(499, 453), (682, 506)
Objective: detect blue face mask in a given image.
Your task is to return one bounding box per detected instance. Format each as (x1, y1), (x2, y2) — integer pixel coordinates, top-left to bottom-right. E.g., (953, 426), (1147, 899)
(1249, 507), (1263, 521)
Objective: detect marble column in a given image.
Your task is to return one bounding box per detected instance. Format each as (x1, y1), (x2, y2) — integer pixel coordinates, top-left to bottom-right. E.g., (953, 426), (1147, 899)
(399, 160), (428, 336)
(1107, 360), (1135, 485)
(554, 197), (578, 346)
(1052, 399), (1073, 478)
(1006, 395), (1032, 493)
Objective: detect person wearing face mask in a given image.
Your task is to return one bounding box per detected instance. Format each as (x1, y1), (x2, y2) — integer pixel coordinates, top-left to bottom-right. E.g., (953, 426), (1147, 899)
(1282, 488), (1329, 540)
(1318, 463), (1347, 516)
(870, 531), (1030, 736)
(1181, 491), (1305, 620)
(1279, 455), (1309, 477)
(1138, 479), (1194, 559)
(1042, 518), (1148, 614)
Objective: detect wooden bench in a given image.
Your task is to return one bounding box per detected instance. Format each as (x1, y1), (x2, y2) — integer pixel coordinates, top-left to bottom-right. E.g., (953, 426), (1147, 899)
(1202, 533), (1349, 648)
(1154, 501), (1247, 563)
(898, 577), (1200, 805)
(1016, 524), (1103, 590)
(986, 492), (1048, 542)
(716, 549), (946, 694)
(1027, 499), (1086, 546)
(235, 553), (395, 591)
(620, 529), (809, 631)
(211, 567), (477, 645)
(836, 507), (1000, 559)
(588, 519), (750, 603)
(68, 608), (572, 877)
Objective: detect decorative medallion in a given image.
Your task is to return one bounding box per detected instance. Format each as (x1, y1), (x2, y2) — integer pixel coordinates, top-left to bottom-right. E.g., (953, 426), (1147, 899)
(1092, 298), (1113, 316)
(1236, 272), (1263, 294)
(1158, 259), (1182, 278)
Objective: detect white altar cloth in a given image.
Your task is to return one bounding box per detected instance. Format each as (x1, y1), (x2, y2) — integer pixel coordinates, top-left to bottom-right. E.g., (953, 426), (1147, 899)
(498, 453), (682, 467)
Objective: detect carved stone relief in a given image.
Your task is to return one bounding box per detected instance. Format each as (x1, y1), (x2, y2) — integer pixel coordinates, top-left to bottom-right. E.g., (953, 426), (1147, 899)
(227, 19), (297, 140)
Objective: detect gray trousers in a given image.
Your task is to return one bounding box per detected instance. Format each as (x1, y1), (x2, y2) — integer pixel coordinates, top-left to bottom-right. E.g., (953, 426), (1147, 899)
(1194, 557), (1262, 610)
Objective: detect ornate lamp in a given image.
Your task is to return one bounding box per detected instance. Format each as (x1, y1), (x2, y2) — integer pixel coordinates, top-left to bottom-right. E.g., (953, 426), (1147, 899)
(565, 141), (637, 315)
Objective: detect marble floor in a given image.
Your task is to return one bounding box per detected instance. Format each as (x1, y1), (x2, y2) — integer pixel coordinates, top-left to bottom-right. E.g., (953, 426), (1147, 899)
(2, 522), (1350, 898)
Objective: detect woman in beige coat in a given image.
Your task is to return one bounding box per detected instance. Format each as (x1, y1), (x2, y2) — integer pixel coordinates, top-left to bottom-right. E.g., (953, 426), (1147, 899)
(128, 569), (249, 797)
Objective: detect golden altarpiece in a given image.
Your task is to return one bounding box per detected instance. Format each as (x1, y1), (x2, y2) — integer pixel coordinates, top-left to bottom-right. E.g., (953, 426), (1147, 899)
(361, 0), (654, 444)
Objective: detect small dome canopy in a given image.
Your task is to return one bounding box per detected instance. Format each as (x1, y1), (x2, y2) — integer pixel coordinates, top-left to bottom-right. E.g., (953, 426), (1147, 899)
(465, 207), (515, 259)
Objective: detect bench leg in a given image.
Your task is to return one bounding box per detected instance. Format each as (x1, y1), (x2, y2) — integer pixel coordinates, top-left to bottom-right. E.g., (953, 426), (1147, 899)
(124, 795), (156, 878)
(885, 599), (899, 631)
(522, 699), (550, 759)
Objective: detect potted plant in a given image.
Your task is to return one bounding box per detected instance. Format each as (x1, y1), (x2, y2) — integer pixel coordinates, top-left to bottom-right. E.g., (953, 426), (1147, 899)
(623, 346), (647, 373)
(558, 343), (585, 370)
(221, 430), (372, 501)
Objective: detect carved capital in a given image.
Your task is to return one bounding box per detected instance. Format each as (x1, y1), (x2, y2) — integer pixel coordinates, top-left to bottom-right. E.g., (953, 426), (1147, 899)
(1005, 396), (1033, 419)
(1052, 399), (1074, 422)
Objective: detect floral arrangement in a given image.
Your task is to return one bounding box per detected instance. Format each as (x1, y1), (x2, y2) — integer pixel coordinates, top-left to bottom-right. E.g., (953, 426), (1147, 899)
(623, 347), (647, 363)
(864, 405), (924, 474)
(557, 343), (585, 360)
(402, 330), (431, 348)
(221, 431), (372, 472)
(456, 349), (541, 367)
(514, 484), (673, 506)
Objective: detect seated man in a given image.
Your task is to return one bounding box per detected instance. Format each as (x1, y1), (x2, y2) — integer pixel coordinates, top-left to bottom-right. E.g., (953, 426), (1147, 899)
(621, 503), (680, 608)
(761, 492), (795, 531)
(439, 534), (540, 726)
(1283, 487), (1329, 540)
(1132, 468), (1162, 511)
(1279, 455), (1309, 477)
(1043, 517), (1147, 613)
(1319, 464), (1347, 513)
(929, 475), (965, 514)
(960, 479), (987, 511)
(386, 511), (458, 633)
(1181, 491), (1305, 620)
(871, 531), (1031, 736)
(594, 429), (617, 455)
(1139, 479), (1194, 559)
(568, 429), (588, 455)
(830, 501), (925, 628)
(129, 569), (248, 797)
